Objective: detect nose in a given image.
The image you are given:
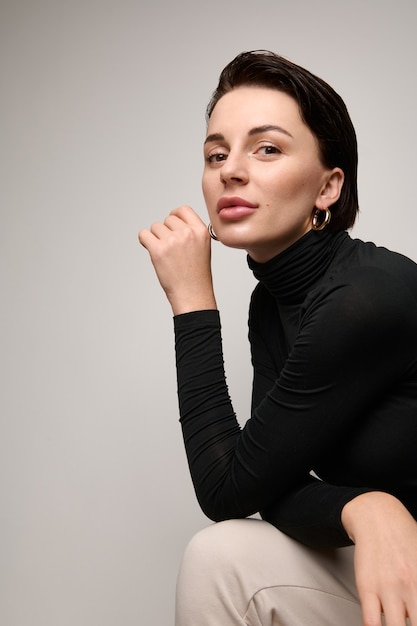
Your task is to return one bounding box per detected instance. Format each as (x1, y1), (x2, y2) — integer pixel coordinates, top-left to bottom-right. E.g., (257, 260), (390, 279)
(220, 151), (249, 186)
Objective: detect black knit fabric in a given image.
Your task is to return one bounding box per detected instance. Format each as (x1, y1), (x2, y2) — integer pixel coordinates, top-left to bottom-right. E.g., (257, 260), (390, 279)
(174, 230), (417, 548)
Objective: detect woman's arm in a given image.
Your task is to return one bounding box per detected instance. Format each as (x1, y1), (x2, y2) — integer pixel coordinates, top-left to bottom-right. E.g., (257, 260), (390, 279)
(174, 268), (417, 520)
(342, 492), (417, 626)
(141, 208), (417, 523)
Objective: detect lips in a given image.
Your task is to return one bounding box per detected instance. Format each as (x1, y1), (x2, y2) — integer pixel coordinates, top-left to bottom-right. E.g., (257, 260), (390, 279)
(217, 196), (258, 213)
(216, 197), (258, 221)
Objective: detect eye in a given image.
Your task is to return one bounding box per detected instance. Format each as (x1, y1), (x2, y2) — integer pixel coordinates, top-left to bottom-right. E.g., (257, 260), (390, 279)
(256, 144), (282, 156)
(206, 150), (228, 164)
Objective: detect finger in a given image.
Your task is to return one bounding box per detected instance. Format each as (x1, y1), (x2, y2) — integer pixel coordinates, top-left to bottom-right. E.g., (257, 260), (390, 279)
(403, 569), (417, 626)
(164, 212), (210, 247)
(360, 593), (383, 626)
(407, 599), (417, 626)
(150, 221), (172, 239)
(163, 213), (189, 231)
(138, 228), (155, 249)
(138, 223), (170, 249)
(381, 600), (407, 626)
(401, 595), (417, 626)
(170, 205), (206, 228)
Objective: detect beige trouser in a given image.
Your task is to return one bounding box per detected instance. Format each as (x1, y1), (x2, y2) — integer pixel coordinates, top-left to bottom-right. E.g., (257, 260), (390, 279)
(175, 518), (362, 626)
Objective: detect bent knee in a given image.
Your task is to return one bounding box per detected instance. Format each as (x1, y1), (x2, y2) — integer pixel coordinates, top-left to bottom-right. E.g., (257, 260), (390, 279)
(180, 518), (279, 573)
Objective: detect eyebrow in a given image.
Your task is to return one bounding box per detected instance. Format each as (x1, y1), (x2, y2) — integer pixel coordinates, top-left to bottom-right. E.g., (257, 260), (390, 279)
(249, 124), (293, 138)
(204, 132), (225, 145)
(204, 124), (293, 145)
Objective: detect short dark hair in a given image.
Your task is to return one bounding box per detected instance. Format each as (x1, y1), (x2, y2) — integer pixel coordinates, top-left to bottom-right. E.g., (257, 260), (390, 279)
(206, 51), (359, 232)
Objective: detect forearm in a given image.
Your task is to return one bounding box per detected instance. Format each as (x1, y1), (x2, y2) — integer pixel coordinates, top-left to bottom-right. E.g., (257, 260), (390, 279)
(174, 278), (417, 531)
(261, 476), (372, 549)
(175, 310), (248, 519)
(174, 307), (404, 524)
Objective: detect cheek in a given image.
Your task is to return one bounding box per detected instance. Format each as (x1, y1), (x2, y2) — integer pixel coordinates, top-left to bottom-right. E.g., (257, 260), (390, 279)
(202, 172), (216, 204)
(263, 171), (301, 202)
(266, 166), (322, 204)
(202, 176), (217, 219)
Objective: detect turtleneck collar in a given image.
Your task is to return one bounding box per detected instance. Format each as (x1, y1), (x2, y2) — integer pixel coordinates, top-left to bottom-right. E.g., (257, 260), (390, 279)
(247, 229), (349, 304)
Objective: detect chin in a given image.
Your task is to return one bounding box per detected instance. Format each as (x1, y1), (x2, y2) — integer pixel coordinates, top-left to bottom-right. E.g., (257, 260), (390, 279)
(215, 222), (255, 247)
(217, 231), (253, 251)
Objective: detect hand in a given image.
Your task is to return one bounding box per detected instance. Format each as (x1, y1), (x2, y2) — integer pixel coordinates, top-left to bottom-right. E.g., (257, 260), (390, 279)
(342, 491), (417, 625)
(138, 205), (217, 315)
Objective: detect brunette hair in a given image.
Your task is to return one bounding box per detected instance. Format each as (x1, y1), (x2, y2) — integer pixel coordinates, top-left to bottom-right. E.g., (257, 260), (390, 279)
(206, 50), (359, 232)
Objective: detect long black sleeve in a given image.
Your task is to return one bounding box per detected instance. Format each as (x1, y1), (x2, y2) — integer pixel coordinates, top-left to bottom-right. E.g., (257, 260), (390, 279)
(174, 237), (417, 548)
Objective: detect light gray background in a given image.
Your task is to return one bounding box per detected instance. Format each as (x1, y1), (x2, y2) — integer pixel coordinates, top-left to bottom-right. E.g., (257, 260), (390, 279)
(1, 0), (416, 624)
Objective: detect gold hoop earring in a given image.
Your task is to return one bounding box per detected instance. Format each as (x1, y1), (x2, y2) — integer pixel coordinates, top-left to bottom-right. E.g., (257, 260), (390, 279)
(208, 223), (219, 241)
(312, 208), (331, 231)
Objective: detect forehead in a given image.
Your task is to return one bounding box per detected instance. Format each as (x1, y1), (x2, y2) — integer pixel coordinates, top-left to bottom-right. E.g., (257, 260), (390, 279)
(207, 86), (305, 131)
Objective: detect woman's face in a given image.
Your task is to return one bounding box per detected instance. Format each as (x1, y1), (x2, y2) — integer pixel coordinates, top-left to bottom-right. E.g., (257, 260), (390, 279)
(202, 86), (342, 262)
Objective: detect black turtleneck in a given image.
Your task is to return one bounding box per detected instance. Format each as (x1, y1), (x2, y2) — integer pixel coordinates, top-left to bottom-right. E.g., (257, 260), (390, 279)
(174, 230), (417, 548)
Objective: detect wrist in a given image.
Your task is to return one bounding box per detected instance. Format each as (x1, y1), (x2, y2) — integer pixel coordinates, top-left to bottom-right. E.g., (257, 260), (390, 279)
(341, 491), (405, 543)
(171, 295), (217, 316)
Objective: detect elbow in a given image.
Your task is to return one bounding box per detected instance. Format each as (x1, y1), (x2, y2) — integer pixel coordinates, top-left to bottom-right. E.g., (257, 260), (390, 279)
(198, 499), (228, 522)
(197, 494), (256, 523)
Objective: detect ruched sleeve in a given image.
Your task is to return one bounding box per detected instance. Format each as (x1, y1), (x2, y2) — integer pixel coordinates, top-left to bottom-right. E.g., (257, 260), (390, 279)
(174, 266), (417, 548)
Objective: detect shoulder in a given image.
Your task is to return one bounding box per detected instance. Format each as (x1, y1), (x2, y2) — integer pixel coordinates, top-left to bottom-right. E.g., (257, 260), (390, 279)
(302, 261), (417, 358)
(310, 239), (417, 313)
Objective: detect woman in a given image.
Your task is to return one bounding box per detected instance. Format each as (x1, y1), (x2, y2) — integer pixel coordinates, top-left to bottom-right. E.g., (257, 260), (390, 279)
(139, 51), (417, 625)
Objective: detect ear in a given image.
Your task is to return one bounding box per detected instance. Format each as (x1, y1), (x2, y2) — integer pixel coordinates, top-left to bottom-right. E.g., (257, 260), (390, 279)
(316, 167), (344, 209)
